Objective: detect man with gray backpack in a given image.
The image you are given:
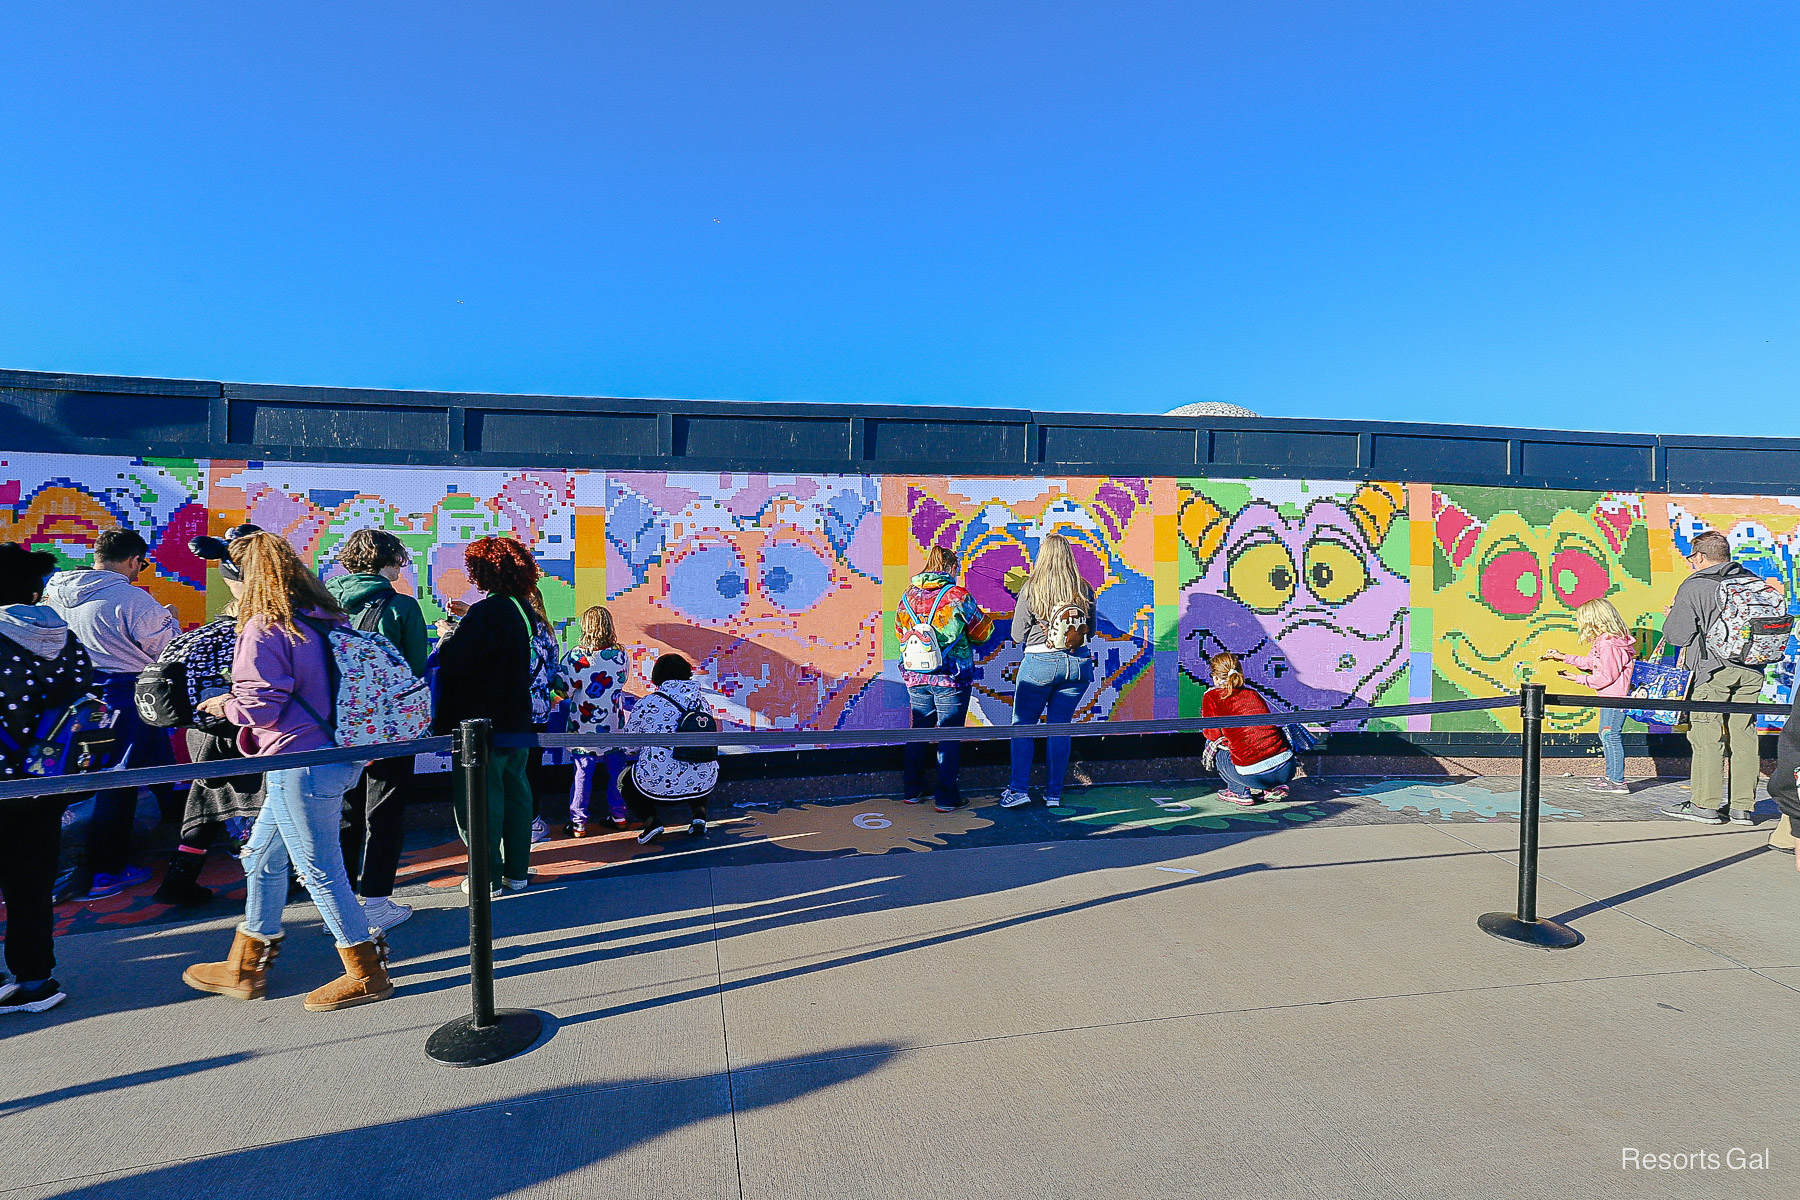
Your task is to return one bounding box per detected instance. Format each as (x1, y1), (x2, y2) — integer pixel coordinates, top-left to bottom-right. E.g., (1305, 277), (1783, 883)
(1660, 529), (1794, 825)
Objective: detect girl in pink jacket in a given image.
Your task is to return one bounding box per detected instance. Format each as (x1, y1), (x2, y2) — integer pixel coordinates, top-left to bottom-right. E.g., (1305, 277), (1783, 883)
(1543, 599), (1636, 793)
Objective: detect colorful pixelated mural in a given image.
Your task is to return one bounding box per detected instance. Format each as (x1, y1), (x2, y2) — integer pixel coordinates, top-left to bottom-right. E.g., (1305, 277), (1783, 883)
(1665, 494), (1800, 728)
(12, 448), (1800, 745)
(1414, 486), (1680, 733)
(0, 454), (209, 626)
(205, 461), (599, 629)
(1175, 479), (1410, 728)
(603, 472), (886, 731)
(883, 476), (1174, 726)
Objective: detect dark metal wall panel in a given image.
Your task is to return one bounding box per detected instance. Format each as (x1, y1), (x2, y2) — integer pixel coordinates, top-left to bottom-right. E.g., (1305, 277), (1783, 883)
(1039, 422), (1199, 467)
(1371, 432), (1509, 477)
(0, 386), (213, 447)
(1518, 439), (1655, 482)
(227, 400), (450, 451)
(1665, 445), (1800, 490)
(470, 409), (659, 458)
(676, 415), (852, 461)
(866, 417), (1027, 466)
(1211, 429), (1358, 470)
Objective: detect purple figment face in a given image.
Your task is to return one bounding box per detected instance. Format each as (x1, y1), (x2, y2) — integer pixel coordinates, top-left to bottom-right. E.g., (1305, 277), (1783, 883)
(1180, 499), (1407, 716)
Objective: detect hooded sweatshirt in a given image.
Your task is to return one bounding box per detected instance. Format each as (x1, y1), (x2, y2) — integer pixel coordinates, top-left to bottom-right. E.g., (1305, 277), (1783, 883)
(1563, 634), (1635, 698)
(0, 604), (94, 778)
(326, 572), (429, 676)
(624, 678), (719, 800)
(895, 571), (995, 687)
(220, 608), (345, 757)
(43, 568), (179, 675)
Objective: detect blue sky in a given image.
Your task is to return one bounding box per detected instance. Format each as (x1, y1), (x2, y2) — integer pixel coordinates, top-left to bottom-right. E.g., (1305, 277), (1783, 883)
(1, 3), (1794, 435)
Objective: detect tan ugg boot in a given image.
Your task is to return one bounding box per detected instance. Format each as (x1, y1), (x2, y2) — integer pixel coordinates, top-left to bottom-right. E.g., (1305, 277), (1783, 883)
(303, 934), (394, 1012)
(1771, 813), (1798, 853)
(182, 928), (283, 1000)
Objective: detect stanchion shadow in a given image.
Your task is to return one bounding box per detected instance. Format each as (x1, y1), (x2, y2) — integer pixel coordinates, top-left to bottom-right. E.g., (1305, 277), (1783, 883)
(29, 1044), (900, 1200)
(0, 1052), (257, 1116)
(1546, 843), (1775, 926)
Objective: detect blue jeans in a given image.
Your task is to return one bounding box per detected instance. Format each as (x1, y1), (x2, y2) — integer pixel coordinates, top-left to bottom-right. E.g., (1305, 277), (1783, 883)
(1217, 754), (1297, 794)
(242, 761), (372, 947)
(1009, 651), (1094, 800)
(85, 672), (182, 876)
(904, 684), (972, 807)
(1598, 706), (1626, 784)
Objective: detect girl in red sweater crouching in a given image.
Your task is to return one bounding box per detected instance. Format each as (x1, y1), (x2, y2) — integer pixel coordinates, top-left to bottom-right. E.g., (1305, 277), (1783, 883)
(1200, 652), (1296, 805)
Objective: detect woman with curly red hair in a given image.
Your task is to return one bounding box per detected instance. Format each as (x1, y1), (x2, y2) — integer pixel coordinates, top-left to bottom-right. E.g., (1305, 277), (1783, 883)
(433, 535), (551, 893)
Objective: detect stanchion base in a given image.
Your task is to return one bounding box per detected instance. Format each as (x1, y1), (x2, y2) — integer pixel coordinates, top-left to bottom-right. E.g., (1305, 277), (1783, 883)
(426, 1009), (543, 1067)
(1478, 911), (1584, 949)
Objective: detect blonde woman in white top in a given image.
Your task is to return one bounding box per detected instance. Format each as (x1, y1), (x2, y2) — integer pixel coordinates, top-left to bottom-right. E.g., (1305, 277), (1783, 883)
(999, 534), (1096, 809)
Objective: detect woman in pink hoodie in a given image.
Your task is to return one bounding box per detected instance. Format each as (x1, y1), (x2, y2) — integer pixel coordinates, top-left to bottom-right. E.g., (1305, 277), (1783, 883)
(1543, 599), (1637, 793)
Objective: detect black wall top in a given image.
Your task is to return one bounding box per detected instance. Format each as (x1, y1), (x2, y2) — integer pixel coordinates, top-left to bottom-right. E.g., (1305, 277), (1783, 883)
(3, 366), (1796, 495)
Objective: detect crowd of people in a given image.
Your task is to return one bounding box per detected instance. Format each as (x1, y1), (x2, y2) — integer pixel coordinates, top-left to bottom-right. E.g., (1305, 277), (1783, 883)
(1, 519), (1797, 1020)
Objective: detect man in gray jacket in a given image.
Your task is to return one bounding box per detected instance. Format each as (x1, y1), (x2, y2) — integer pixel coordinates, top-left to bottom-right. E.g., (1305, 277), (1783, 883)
(1659, 530), (1768, 825)
(44, 528), (182, 898)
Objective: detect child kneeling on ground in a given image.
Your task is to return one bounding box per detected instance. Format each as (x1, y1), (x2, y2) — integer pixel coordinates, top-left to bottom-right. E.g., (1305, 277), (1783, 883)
(623, 653), (719, 844)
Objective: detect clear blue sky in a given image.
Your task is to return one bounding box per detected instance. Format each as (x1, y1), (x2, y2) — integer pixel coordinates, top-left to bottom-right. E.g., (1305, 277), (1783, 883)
(2, 3), (1794, 435)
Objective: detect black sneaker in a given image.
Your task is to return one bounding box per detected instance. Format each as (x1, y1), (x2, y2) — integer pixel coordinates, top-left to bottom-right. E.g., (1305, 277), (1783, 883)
(637, 825), (665, 845)
(1660, 801), (1726, 825)
(0, 978), (66, 1014)
(1729, 809), (1757, 826)
(689, 818), (706, 837)
(934, 798), (969, 813)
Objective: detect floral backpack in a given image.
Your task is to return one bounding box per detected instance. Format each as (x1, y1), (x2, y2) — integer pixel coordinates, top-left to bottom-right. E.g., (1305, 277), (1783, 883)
(295, 618), (433, 747)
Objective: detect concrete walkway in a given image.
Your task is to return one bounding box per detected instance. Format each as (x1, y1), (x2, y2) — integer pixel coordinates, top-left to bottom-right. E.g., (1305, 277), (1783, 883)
(3, 815), (1797, 1199)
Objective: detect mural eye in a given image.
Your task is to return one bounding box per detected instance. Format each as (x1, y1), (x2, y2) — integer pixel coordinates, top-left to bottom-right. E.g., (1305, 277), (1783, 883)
(1550, 548), (1609, 609)
(1303, 540), (1368, 605)
(1227, 541), (1298, 613)
(1479, 549), (1542, 617)
(758, 542), (832, 613)
(666, 545), (748, 622)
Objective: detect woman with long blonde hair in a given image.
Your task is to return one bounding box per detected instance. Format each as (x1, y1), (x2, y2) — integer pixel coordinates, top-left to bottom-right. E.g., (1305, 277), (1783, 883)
(561, 605), (630, 835)
(1000, 533), (1097, 809)
(1542, 597), (1636, 793)
(184, 532), (395, 1012)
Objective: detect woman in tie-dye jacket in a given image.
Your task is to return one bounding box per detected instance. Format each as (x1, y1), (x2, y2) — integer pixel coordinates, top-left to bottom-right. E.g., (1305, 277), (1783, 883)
(893, 545), (996, 812)
(560, 605), (630, 835)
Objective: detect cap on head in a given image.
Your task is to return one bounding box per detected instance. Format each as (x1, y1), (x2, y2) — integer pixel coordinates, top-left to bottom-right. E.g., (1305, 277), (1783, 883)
(188, 524), (264, 582)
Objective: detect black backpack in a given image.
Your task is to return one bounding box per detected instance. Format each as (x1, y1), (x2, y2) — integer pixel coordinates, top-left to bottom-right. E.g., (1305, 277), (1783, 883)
(666, 691), (719, 763)
(135, 617), (238, 733)
(134, 660), (192, 729)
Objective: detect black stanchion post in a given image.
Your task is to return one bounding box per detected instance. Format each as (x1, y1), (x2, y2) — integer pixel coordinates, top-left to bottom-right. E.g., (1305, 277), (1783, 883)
(427, 719), (544, 1066)
(1479, 685), (1582, 949)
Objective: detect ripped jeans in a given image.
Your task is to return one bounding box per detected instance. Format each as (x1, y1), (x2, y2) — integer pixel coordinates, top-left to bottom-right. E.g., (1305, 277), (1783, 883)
(241, 761), (373, 948)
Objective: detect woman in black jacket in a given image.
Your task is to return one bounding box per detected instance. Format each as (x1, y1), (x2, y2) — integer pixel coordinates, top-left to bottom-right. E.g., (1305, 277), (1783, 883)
(0, 543), (95, 1014)
(433, 535), (547, 894)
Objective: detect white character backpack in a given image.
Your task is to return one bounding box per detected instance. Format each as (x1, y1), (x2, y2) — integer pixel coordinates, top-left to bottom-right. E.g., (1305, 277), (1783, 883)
(297, 618), (434, 747)
(1707, 574), (1794, 667)
(1043, 601), (1091, 651)
(900, 587), (954, 673)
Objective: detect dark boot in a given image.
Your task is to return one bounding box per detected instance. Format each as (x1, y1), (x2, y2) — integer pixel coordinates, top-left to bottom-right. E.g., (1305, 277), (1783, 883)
(153, 848), (213, 906)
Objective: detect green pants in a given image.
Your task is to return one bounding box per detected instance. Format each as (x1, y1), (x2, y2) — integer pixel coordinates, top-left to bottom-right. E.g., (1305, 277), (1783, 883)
(1686, 664), (1766, 810)
(452, 747), (535, 883)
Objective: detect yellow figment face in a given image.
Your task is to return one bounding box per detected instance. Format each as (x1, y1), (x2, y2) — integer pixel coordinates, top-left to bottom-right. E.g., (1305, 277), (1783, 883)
(1435, 510), (1665, 732)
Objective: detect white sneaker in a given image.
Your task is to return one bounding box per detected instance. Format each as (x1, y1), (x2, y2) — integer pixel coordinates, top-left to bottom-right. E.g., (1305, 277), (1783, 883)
(502, 877), (529, 892)
(1044, 795), (1061, 807)
(361, 896), (413, 931)
(637, 825), (665, 845)
(530, 817), (550, 844)
(999, 788), (1033, 809)
(458, 876), (501, 897)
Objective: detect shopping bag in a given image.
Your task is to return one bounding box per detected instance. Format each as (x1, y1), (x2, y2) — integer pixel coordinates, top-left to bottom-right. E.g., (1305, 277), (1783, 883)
(1624, 638), (1692, 728)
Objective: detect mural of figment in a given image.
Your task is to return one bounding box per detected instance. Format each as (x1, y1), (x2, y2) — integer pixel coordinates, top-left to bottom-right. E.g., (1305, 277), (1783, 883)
(884, 476), (1170, 727)
(0, 453), (209, 626)
(603, 473), (886, 732)
(1665, 494), (1800, 728)
(206, 462), (597, 629)
(1176, 479), (1410, 728)
(1416, 485), (1681, 733)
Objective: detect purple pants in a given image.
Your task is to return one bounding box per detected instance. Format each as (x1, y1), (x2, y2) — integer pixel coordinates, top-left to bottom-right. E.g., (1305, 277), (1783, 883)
(570, 751), (627, 826)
